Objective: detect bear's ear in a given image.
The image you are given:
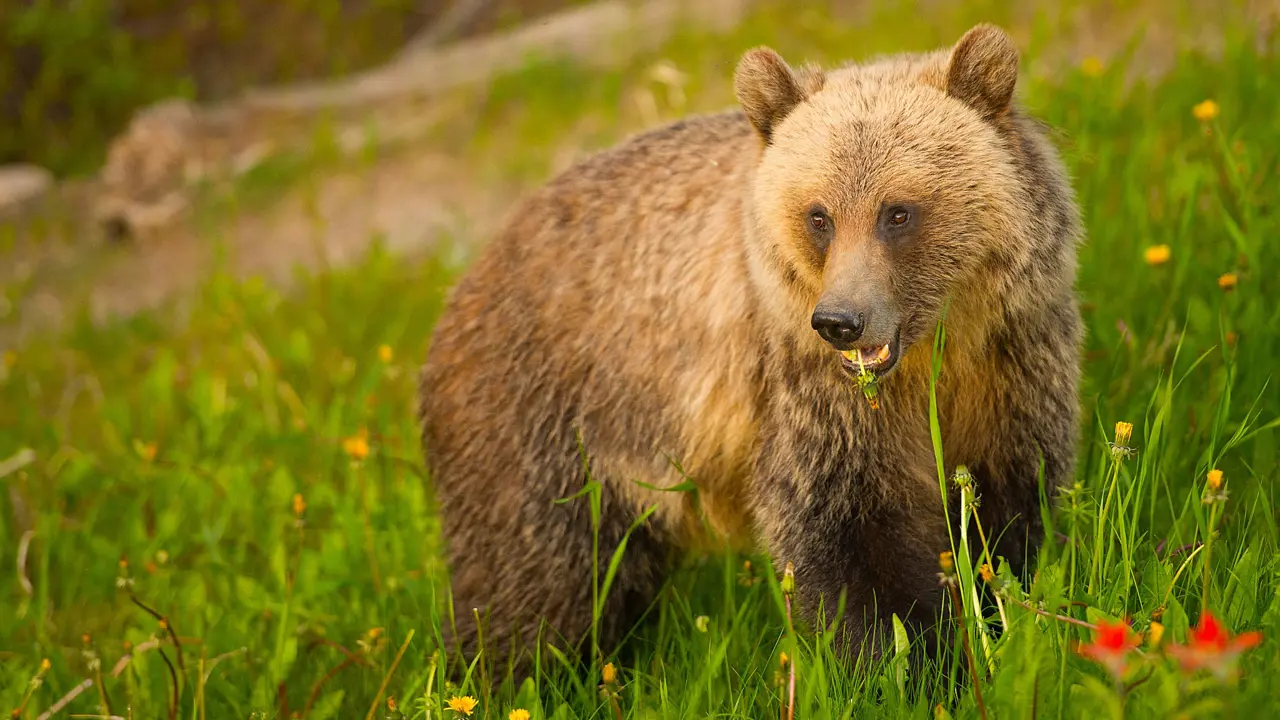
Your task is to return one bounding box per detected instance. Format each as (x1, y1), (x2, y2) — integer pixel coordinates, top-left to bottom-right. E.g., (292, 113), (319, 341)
(945, 23), (1019, 120)
(734, 47), (823, 143)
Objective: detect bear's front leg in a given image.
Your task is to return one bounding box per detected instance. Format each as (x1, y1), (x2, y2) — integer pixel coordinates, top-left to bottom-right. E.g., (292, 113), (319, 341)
(753, 407), (952, 661)
(959, 301), (1082, 580)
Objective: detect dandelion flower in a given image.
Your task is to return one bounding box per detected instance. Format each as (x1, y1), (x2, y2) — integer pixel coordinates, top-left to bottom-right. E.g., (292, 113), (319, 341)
(979, 564), (994, 583)
(378, 344), (394, 363)
(1147, 621), (1165, 647)
(39, 658), (51, 672)
(1080, 56), (1105, 77)
(1114, 422), (1133, 446)
(447, 695), (478, 716)
(601, 662), (617, 685)
(343, 430), (370, 461)
(779, 651), (789, 667)
(292, 493), (306, 517)
(1207, 469), (1223, 490)
(1193, 99), (1219, 122)
(509, 710), (531, 720)
(1144, 245), (1171, 266)
(1218, 273), (1238, 291)
(938, 551), (954, 572)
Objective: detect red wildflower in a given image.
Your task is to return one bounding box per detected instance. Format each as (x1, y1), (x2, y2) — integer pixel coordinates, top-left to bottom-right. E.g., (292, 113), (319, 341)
(1167, 610), (1262, 681)
(1078, 619), (1140, 680)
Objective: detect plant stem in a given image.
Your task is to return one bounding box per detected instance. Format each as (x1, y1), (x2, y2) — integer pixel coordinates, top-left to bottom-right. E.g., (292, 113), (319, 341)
(948, 583), (987, 720)
(1090, 456), (1123, 595)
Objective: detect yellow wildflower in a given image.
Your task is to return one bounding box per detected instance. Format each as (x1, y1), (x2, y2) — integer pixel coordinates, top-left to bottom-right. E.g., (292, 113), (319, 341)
(378, 344), (394, 363)
(39, 658), (51, 672)
(979, 564), (994, 583)
(509, 710), (531, 720)
(1147, 621), (1165, 647)
(1192, 99), (1219, 122)
(602, 662), (617, 685)
(1207, 469), (1223, 490)
(779, 651), (789, 667)
(938, 551), (954, 572)
(1114, 421), (1133, 447)
(1218, 273), (1238, 291)
(342, 430), (370, 461)
(447, 696), (478, 716)
(1144, 245), (1171, 266)
(292, 493), (306, 517)
(1080, 56), (1104, 77)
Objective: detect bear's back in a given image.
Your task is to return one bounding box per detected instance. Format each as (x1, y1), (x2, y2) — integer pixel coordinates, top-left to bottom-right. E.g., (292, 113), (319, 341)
(422, 108), (766, 473)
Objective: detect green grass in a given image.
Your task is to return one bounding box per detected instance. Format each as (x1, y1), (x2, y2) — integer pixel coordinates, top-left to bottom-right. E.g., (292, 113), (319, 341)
(3, 2), (1280, 718)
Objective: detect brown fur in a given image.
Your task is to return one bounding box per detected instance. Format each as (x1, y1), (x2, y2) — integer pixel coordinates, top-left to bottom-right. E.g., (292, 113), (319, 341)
(418, 23), (1082, 669)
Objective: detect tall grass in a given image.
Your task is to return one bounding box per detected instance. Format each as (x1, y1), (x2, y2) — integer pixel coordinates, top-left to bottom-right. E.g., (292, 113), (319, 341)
(2, 2), (1278, 718)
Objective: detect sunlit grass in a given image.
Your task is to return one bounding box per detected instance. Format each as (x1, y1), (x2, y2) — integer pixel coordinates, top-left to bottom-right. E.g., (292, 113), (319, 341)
(2, 2), (1278, 719)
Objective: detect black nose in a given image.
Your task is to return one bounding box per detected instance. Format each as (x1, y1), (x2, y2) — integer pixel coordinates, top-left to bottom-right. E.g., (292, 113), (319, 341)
(811, 309), (865, 348)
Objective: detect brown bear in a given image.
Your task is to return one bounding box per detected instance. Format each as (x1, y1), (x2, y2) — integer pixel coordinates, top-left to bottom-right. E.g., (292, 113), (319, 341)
(418, 23), (1082, 670)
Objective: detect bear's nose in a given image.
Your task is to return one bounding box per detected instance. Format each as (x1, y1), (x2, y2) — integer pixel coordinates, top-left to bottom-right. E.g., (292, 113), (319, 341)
(811, 309), (865, 349)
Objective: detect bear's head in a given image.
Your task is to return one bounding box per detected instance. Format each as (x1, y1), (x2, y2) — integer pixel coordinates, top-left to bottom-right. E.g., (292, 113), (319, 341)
(736, 24), (1053, 380)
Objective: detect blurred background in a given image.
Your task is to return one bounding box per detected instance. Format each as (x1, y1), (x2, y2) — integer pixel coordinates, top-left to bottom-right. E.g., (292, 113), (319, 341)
(1, 0), (1272, 349)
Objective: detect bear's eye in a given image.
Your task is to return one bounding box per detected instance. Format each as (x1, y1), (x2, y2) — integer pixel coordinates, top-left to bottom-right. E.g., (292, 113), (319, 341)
(808, 210), (831, 233)
(888, 208), (910, 225)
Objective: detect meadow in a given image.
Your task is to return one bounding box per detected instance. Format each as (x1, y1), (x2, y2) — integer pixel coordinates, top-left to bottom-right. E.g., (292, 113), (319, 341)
(2, 2), (1279, 718)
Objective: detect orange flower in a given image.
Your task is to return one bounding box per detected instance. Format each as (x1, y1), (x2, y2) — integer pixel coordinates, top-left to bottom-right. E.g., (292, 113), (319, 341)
(292, 493), (306, 517)
(378, 344), (394, 363)
(1144, 245), (1171, 266)
(1218, 273), (1238, 291)
(979, 564), (994, 583)
(1167, 610), (1261, 681)
(134, 439), (158, 462)
(601, 662), (617, 685)
(1077, 619), (1139, 680)
(1207, 469), (1223, 491)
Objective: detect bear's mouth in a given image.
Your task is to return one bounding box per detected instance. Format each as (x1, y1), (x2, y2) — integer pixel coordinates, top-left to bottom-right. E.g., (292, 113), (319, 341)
(837, 330), (901, 378)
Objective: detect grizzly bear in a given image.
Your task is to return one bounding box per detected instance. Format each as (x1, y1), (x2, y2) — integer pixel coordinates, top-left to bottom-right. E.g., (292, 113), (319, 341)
(418, 23), (1082, 669)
